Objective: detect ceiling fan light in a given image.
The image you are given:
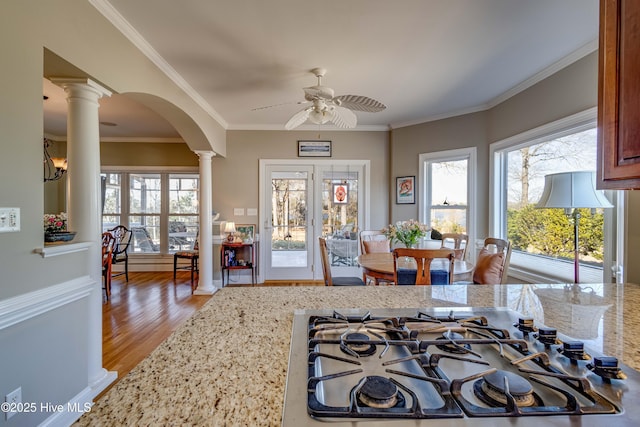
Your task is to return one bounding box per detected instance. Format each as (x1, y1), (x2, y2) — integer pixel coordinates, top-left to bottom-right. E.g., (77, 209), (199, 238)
(309, 109), (330, 124)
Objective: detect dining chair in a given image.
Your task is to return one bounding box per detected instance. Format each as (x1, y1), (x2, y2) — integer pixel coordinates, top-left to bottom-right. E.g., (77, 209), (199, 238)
(359, 230), (390, 254)
(392, 248), (455, 285)
(440, 233), (469, 260)
(173, 230), (199, 293)
(108, 225), (132, 282)
(470, 237), (512, 284)
(319, 237), (365, 286)
(102, 232), (116, 300)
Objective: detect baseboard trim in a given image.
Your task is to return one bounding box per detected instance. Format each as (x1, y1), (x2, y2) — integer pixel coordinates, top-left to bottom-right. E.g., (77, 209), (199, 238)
(0, 276), (94, 331)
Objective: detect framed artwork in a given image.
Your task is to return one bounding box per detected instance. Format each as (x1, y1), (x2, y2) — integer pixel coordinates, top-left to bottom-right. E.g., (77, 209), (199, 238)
(298, 140), (332, 157)
(332, 183), (349, 204)
(396, 176), (415, 204)
(236, 224), (256, 243)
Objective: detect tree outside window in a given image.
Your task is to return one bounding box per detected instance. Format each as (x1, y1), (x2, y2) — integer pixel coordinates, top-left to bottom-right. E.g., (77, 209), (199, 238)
(505, 128), (605, 265)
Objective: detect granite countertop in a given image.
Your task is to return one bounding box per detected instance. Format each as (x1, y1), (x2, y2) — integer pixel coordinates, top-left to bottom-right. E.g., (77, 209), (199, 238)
(75, 283), (640, 426)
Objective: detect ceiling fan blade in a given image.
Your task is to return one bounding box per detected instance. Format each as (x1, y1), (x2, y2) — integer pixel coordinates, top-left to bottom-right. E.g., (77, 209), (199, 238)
(303, 85), (335, 100)
(333, 94), (386, 112)
(285, 107), (312, 130)
(251, 100), (308, 111)
(330, 106), (357, 129)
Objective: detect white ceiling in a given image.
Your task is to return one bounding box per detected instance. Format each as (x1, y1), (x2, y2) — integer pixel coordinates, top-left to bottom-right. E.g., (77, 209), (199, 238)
(44, 0), (599, 139)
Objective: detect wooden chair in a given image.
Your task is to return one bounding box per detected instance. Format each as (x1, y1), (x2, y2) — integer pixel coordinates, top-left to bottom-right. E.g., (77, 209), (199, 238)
(102, 232), (116, 300)
(108, 225), (132, 281)
(173, 232), (199, 292)
(440, 233), (469, 260)
(319, 237), (365, 286)
(392, 248), (455, 285)
(471, 238), (512, 284)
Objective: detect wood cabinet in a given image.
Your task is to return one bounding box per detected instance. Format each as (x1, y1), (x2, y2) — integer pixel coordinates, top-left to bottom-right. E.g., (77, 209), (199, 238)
(597, 0), (640, 189)
(221, 242), (257, 286)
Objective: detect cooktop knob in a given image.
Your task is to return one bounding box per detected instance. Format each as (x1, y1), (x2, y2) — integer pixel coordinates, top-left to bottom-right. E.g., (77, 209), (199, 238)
(534, 328), (561, 347)
(587, 357), (627, 381)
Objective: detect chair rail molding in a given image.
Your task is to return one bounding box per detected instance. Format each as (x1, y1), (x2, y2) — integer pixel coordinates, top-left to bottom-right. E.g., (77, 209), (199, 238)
(0, 275), (94, 330)
(35, 241), (93, 258)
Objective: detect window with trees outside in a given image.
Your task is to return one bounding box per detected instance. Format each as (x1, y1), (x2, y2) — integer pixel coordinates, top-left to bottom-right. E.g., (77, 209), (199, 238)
(102, 171), (199, 254)
(491, 114), (615, 283)
(420, 147), (476, 245)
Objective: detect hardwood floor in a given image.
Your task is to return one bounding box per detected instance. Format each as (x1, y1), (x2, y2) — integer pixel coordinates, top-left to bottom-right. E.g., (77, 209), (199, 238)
(100, 272), (323, 398)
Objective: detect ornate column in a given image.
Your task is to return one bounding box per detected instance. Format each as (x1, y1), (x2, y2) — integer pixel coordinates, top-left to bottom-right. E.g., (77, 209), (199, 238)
(194, 150), (217, 294)
(51, 78), (116, 396)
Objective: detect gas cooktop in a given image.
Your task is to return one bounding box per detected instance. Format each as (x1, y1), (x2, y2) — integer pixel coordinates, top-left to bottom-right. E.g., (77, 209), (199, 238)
(282, 307), (640, 426)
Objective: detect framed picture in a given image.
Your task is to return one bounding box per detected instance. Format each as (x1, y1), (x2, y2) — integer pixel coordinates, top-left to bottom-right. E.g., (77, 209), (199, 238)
(236, 224), (256, 243)
(332, 183), (349, 204)
(396, 176), (415, 204)
(298, 140), (331, 157)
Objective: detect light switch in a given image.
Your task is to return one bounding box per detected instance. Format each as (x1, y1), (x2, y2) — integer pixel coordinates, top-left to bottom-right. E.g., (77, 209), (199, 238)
(0, 208), (20, 233)
(233, 208), (245, 216)
(247, 208), (258, 216)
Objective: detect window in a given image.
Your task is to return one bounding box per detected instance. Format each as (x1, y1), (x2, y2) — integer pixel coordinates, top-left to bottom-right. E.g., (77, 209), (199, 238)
(491, 109), (617, 283)
(419, 148), (476, 248)
(101, 171), (199, 254)
(169, 174), (199, 252)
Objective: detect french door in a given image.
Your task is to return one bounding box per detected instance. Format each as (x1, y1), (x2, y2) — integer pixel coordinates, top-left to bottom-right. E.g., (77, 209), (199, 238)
(261, 160), (368, 281)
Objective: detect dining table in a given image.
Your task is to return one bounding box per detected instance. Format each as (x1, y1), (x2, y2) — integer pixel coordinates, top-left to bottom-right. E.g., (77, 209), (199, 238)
(356, 252), (474, 284)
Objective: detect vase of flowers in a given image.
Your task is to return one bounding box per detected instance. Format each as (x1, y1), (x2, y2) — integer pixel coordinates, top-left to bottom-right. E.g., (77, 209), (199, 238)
(382, 219), (430, 248)
(44, 212), (76, 242)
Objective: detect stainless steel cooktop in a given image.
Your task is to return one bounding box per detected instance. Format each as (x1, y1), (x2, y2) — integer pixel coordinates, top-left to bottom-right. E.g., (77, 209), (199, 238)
(282, 307), (640, 426)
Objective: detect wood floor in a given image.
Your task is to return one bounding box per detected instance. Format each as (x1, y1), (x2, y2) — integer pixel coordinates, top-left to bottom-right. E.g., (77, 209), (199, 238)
(100, 272), (322, 398)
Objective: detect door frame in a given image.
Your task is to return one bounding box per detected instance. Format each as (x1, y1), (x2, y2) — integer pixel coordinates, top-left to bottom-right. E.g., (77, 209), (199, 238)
(259, 159), (371, 282)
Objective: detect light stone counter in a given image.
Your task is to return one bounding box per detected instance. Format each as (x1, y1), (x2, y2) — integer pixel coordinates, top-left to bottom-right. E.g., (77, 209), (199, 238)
(76, 283), (640, 426)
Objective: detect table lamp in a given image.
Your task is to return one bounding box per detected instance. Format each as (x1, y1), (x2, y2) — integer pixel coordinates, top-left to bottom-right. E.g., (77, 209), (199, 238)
(224, 221), (236, 243)
(536, 171), (613, 283)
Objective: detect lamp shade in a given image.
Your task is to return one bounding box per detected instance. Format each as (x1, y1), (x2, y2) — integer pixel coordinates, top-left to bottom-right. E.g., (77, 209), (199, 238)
(223, 221), (236, 233)
(536, 171), (613, 209)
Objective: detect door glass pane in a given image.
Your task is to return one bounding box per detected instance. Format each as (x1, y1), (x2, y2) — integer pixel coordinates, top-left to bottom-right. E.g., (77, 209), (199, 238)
(429, 160), (468, 233)
(322, 171), (359, 267)
(271, 172), (308, 267)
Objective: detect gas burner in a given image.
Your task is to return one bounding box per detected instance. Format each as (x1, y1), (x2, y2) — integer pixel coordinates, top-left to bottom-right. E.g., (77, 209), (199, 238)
(534, 328), (561, 347)
(557, 341), (591, 363)
(340, 332), (377, 356)
(355, 376), (405, 409)
(436, 331), (472, 354)
(587, 357), (627, 381)
(473, 370), (542, 408)
(514, 318), (538, 337)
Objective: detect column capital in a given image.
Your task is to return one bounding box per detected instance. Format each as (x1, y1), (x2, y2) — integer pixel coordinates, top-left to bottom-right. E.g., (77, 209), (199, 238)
(194, 150), (215, 160)
(49, 77), (112, 99)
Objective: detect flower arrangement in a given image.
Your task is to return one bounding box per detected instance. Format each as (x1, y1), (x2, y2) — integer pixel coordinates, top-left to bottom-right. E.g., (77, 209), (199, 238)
(382, 219), (430, 248)
(44, 212), (68, 233)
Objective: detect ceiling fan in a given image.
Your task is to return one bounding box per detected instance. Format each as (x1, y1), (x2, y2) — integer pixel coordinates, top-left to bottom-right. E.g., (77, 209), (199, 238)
(258, 68), (386, 130)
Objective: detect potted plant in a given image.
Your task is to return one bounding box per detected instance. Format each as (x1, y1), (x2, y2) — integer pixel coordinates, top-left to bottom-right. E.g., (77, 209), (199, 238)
(44, 212), (76, 242)
(382, 219), (429, 248)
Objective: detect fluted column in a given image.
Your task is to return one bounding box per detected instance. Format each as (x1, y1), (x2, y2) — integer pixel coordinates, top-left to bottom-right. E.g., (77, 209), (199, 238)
(51, 78), (116, 396)
(194, 150), (217, 294)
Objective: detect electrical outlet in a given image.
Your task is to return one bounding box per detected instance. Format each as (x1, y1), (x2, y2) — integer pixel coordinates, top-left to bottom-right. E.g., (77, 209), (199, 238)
(4, 387), (21, 420)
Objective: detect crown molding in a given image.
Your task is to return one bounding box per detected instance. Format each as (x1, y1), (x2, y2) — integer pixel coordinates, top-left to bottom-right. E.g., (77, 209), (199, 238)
(89, 0), (228, 129)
